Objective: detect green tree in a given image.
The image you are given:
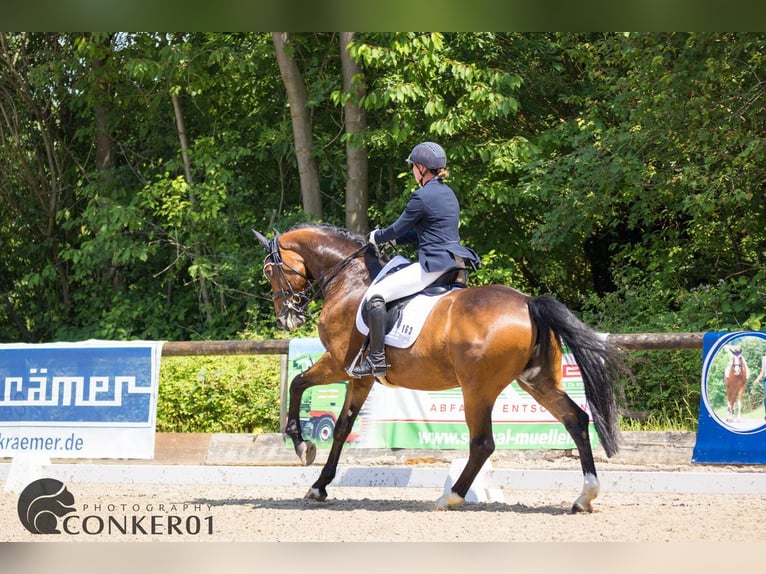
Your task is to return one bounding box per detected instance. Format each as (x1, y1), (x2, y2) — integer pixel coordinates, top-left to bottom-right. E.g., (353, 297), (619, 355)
(516, 33), (766, 332)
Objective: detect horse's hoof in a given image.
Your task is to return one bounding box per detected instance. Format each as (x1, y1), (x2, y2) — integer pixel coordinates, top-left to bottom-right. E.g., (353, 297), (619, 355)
(571, 501), (594, 514)
(304, 487), (327, 501)
(296, 441), (316, 466)
(571, 473), (598, 513)
(434, 492), (464, 511)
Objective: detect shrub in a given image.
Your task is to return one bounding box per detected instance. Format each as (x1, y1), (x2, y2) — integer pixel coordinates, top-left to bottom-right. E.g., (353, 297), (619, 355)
(156, 355), (282, 433)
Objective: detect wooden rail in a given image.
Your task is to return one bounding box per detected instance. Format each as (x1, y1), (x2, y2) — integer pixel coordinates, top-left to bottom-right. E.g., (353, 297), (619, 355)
(160, 333), (705, 357)
(606, 332), (704, 351)
(162, 339), (290, 356)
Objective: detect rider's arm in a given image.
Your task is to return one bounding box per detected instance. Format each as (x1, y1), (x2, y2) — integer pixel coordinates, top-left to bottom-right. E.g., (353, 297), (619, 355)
(375, 192), (423, 245)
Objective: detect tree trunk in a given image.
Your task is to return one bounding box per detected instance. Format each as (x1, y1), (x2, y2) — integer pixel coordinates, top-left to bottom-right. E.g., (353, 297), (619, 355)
(91, 34), (114, 185)
(340, 32), (369, 234)
(171, 92), (194, 194)
(171, 88), (213, 323)
(90, 33), (123, 289)
(271, 32), (322, 219)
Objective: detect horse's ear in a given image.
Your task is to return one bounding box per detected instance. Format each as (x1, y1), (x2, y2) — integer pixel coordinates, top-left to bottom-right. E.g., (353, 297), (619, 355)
(252, 229), (271, 250)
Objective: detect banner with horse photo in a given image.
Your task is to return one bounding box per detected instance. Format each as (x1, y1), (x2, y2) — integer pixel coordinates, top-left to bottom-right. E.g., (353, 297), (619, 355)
(692, 331), (766, 464)
(288, 337), (598, 451)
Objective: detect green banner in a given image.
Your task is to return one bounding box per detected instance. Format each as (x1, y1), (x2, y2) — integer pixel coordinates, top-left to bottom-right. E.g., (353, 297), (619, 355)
(287, 338), (597, 451)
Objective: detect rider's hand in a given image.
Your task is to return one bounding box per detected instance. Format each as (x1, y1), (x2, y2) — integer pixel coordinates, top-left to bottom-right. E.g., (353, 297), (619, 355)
(368, 230), (378, 246)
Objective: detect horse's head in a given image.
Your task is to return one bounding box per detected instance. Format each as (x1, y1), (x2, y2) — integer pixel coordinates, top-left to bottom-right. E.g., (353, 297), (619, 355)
(255, 223), (380, 332)
(732, 354), (744, 376)
(254, 229), (311, 331)
(724, 345), (748, 378)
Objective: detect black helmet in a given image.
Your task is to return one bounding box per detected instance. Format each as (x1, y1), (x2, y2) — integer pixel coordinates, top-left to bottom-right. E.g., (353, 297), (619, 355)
(406, 141), (447, 170)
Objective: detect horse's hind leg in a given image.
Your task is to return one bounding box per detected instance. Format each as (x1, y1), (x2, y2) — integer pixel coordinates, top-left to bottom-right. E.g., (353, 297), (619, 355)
(517, 378), (600, 513)
(305, 378), (374, 501)
(435, 391), (498, 510)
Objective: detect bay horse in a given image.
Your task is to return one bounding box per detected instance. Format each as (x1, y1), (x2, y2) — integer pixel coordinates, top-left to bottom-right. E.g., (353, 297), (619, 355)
(254, 223), (626, 513)
(724, 345), (749, 422)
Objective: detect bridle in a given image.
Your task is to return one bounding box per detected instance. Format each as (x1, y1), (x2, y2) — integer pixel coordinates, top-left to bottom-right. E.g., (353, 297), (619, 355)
(262, 233), (311, 322)
(261, 231), (372, 324)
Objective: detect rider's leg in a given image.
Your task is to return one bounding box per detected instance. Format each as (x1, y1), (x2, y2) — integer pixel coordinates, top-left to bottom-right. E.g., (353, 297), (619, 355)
(351, 295), (387, 377)
(350, 263), (443, 378)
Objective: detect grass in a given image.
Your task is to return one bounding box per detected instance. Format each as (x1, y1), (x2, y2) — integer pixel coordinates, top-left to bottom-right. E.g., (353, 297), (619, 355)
(618, 395), (700, 432)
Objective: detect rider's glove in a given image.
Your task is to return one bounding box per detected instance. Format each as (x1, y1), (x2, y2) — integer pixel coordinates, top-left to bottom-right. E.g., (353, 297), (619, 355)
(368, 230), (378, 246)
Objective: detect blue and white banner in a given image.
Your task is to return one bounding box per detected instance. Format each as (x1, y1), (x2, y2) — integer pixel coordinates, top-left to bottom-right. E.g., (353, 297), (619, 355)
(0, 340), (163, 459)
(692, 331), (766, 464)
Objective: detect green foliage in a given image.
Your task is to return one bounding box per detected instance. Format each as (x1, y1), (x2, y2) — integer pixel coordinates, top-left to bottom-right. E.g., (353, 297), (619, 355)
(156, 355), (281, 433)
(3, 33), (766, 431)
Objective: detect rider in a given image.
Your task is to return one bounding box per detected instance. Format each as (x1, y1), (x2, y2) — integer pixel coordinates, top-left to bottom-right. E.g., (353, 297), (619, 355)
(350, 141), (480, 378)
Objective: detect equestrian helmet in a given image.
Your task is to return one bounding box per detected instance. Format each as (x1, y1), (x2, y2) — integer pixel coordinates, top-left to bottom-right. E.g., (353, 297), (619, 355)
(406, 141), (447, 170)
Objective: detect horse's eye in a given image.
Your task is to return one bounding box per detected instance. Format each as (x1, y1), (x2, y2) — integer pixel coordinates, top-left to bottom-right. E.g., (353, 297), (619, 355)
(263, 263), (274, 278)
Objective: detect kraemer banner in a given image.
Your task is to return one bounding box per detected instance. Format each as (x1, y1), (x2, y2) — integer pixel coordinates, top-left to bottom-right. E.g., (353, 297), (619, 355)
(0, 340), (163, 459)
(692, 331), (766, 464)
(288, 338), (597, 451)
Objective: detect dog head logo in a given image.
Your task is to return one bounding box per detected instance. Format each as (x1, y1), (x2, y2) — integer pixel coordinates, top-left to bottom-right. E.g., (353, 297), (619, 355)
(17, 478), (76, 534)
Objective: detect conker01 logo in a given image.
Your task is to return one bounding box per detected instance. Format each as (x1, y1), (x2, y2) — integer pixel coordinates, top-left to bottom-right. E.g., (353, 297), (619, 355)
(17, 478), (76, 534)
(16, 478), (214, 536)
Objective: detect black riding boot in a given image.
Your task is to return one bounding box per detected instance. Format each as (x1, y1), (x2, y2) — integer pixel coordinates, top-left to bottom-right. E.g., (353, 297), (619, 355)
(351, 295), (387, 378)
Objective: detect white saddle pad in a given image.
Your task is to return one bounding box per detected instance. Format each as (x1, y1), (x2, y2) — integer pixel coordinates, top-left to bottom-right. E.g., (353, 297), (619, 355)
(355, 255), (458, 349)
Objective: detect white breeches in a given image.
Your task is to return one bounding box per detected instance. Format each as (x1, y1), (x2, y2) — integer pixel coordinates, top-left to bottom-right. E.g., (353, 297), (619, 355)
(365, 262), (444, 303)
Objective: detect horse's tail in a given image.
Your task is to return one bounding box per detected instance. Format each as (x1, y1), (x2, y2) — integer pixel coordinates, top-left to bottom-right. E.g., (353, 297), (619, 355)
(527, 294), (624, 457)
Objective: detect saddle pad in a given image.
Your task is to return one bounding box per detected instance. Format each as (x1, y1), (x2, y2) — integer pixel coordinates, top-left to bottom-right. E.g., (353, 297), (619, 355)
(355, 255), (456, 349)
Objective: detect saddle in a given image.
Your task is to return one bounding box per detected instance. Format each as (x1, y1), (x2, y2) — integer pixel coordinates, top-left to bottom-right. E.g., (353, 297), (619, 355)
(359, 266), (468, 330)
(354, 255), (467, 350)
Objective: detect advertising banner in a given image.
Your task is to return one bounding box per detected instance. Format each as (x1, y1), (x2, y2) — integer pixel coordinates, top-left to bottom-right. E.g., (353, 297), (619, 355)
(287, 337), (596, 450)
(692, 331), (766, 463)
(0, 340), (163, 459)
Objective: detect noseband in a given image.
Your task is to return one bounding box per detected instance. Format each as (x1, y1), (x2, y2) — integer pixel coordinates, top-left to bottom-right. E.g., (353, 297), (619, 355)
(262, 233), (371, 323)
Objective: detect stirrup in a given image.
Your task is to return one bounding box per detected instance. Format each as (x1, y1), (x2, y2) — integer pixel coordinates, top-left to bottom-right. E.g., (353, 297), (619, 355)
(350, 357), (387, 378)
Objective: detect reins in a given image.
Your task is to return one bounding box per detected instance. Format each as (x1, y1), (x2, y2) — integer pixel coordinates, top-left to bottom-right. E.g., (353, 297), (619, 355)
(264, 235), (371, 323)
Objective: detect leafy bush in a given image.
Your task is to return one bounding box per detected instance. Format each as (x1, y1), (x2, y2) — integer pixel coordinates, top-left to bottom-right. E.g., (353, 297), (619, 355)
(156, 354), (281, 433)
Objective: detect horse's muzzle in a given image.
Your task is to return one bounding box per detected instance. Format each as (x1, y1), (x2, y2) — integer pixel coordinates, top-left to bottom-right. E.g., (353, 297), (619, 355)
(277, 310), (306, 331)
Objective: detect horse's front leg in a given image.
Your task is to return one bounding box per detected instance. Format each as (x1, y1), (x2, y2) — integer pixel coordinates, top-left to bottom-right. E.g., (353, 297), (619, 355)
(305, 378), (374, 501)
(284, 353), (347, 466)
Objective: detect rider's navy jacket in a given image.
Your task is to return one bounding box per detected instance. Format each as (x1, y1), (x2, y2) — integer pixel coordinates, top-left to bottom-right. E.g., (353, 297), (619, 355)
(373, 177), (480, 273)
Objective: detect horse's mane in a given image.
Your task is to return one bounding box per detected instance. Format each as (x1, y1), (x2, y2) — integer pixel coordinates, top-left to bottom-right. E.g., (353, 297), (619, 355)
(290, 222), (367, 248)
(289, 222), (388, 272)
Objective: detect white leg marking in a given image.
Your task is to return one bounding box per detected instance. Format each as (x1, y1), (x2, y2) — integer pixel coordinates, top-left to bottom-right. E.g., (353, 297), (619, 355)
(572, 472), (600, 513)
(434, 491), (465, 511)
(305, 487), (325, 501)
